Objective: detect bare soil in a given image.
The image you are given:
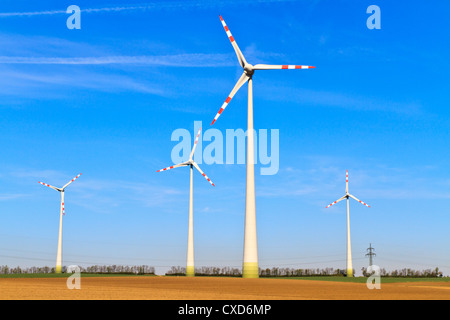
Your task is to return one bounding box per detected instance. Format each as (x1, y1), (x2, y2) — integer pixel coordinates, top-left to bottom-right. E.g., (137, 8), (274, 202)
(1, 276), (449, 300)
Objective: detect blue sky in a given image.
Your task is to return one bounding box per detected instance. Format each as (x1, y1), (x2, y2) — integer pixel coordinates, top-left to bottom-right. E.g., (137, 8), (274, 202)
(0, 0), (449, 276)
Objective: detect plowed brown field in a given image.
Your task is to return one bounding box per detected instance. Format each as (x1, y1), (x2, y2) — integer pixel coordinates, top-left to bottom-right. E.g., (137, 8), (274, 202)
(1, 276), (449, 300)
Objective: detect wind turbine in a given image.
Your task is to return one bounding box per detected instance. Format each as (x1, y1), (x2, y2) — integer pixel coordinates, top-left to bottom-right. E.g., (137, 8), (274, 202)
(38, 173), (82, 273)
(325, 170), (370, 277)
(211, 15), (315, 278)
(157, 128), (214, 277)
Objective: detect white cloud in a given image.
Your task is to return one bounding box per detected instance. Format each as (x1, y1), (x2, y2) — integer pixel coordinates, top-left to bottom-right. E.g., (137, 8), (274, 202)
(0, 54), (235, 67)
(0, 1), (301, 18)
(0, 193), (28, 201)
(257, 83), (423, 115)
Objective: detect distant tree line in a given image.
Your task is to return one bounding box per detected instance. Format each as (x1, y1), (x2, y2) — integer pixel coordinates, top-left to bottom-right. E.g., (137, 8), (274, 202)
(260, 267), (346, 277)
(166, 266), (242, 277)
(0, 265), (54, 274)
(165, 266), (347, 277)
(80, 265), (155, 274)
(166, 265), (447, 277)
(0, 265), (155, 275)
(1, 264), (445, 277)
(361, 267), (443, 278)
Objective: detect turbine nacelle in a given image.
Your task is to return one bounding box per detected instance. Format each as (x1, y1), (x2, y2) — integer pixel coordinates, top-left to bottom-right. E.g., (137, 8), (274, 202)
(244, 63), (254, 76)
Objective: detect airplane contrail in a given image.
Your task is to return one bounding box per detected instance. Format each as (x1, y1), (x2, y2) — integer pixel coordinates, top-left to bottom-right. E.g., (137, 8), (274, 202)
(0, 0), (299, 17)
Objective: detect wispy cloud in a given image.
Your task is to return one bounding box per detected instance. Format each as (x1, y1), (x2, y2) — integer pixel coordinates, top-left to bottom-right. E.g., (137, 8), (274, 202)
(0, 9), (67, 18)
(0, 67), (166, 96)
(270, 158), (450, 203)
(0, 5), (163, 18)
(0, 193), (28, 201)
(10, 169), (70, 182)
(0, 54), (235, 67)
(0, 52), (238, 98)
(70, 178), (186, 214)
(4, 167), (186, 213)
(0, 28), (236, 97)
(258, 84), (423, 115)
(0, 0), (300, 18)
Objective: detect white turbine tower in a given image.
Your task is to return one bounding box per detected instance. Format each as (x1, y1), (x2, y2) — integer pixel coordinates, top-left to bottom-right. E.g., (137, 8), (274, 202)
(38, 173), (82, 273)
(211, 15), (315, 278)
(325, 170), (370, 277)
(157, 128), (215, 277)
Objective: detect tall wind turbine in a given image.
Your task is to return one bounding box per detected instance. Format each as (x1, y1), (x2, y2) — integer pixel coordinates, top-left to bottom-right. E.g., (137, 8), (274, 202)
(157, 128), (214, 277)
(325, 170), (370, 277)
(211, 15), (315, 278)
(38, 173), (82, 273)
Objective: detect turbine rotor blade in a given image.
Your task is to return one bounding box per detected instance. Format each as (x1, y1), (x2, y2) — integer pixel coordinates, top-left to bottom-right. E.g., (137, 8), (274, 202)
(325, 196), (346, 208)
(253, 64), (315, 70)
(219, 15), (247, 68)
(62, 173), (82, 190)
(192, 162), (215, 187)
(211, 72), (249, 125)
(38, 181), (60, 192)
(349, 194), (370, 208)
(346, 170), (349, 193)
(156, 163), (187, 172)
(189, 127), (202, 161)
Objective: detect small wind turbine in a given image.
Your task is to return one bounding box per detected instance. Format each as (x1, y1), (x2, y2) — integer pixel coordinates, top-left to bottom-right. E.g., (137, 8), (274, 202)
(38, 173), (82, 273)
(325, 170), (370, 277)
(211, 15), (315, 278)
(157, 128), (214, 277)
